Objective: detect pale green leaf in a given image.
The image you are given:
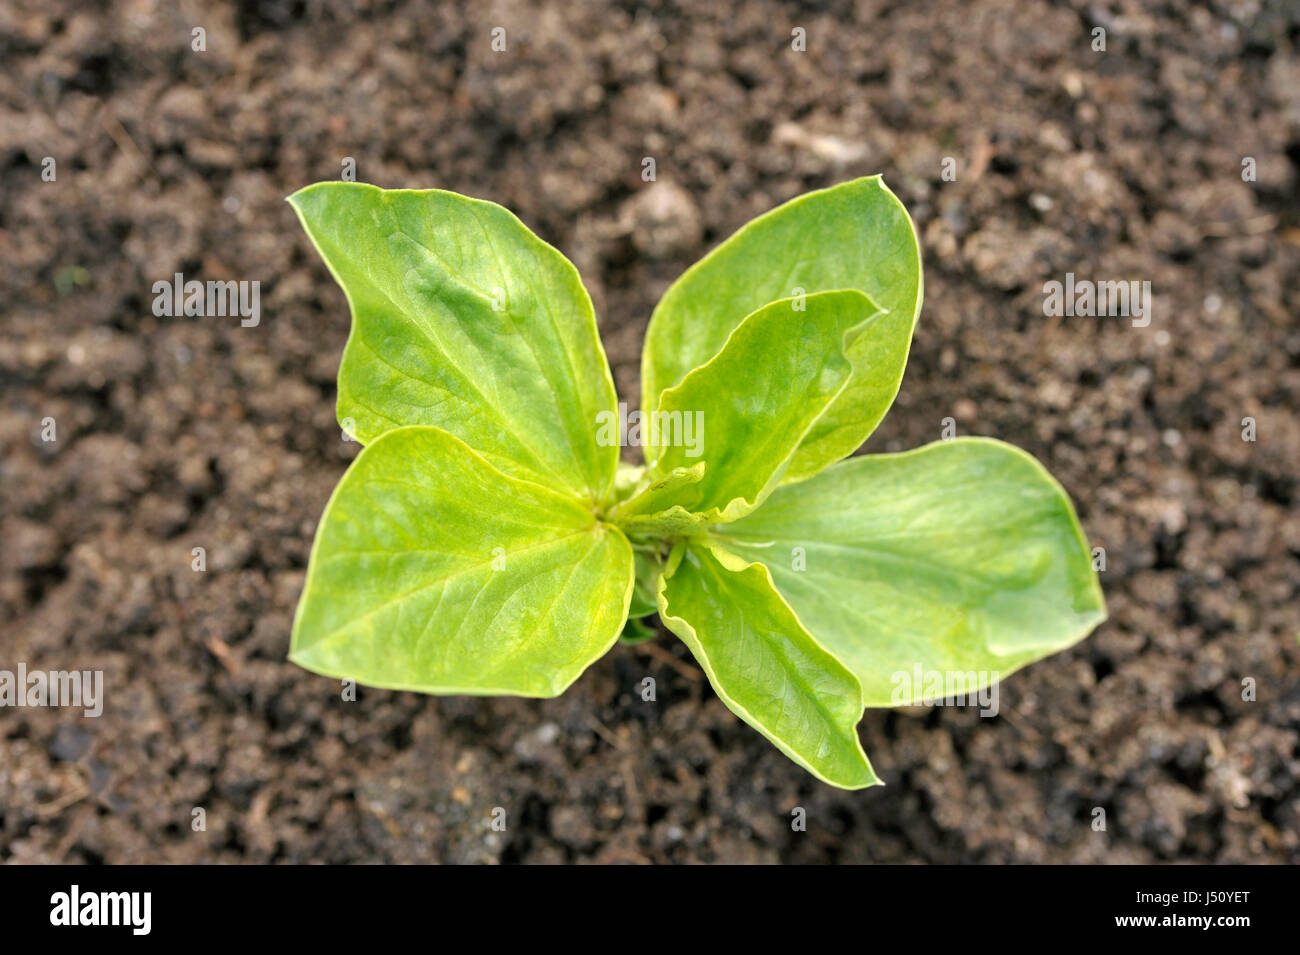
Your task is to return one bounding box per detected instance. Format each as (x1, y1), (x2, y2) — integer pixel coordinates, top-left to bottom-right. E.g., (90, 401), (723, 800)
(289, 182), (618, 503)
(641, 175), (922, 484)
(627, 549), (659, 618)
(719, 438), (1107, 705)
(657, 542), (878, 789)
(610, 462), (705, 519)
(291, 426), (634, 697)
(618, 616), (658, 646)
(621, 290), (882, 524)
(615, 505), (711, 541)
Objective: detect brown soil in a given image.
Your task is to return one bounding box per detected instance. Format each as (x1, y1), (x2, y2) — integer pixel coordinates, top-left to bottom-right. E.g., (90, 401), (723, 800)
(1, 0), (1298, 864)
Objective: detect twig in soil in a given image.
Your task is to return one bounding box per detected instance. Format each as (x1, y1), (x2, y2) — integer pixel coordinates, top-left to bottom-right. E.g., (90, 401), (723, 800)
(99, 110), (148, 169)
(584, 714), (624, 750)
(204, 635), (241, 675)
(620, 758), (645, 825)
(996, 707), (1042, 742)
(636, 642), (702, 681)
(36, 770), (90, 819)
(1201, 214), (1278, 237)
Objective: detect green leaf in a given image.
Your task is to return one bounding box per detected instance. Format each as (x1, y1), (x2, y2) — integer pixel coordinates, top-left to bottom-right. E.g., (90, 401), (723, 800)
(619, 290), (882, 525)
(720, 438), (1107, 705)
(610, 462), (705, 520)
(641, 176), (922, 484)
(610, 461), (648, 508)
(627, 549), (659, 618)
(657, 542), (878, 789)
(288, 182), (619, 504)
(291, 426), (634, 697)
(616, 505), (712, 541)
(618, 615), (658, 646)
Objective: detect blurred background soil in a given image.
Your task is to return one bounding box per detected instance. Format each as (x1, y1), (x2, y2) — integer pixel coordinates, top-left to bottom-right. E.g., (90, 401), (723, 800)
(1, 0), (1298, 863)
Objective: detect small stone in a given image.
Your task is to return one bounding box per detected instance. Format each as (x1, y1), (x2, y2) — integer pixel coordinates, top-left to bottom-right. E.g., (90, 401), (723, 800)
(621, 181), (702, 259)
(9, 519), (61, 570)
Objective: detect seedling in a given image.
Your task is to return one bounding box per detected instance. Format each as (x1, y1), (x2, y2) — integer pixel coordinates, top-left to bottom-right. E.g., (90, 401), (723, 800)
(287, 177), (1105, 789)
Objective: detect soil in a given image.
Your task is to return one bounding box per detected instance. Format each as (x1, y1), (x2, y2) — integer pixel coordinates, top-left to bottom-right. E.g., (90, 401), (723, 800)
(1, 0), (1298, 864)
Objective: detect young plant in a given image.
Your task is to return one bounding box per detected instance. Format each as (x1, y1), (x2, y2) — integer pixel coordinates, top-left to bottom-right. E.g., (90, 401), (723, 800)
(287, 177), (1105, 789)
